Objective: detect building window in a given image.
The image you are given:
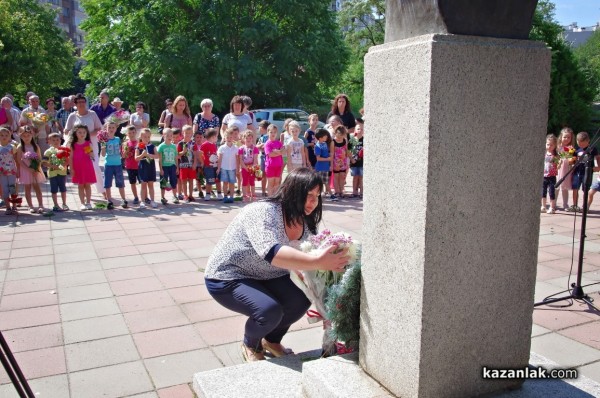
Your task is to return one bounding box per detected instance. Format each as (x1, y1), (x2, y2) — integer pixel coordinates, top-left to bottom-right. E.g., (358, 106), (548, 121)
(63, 7), (70, 17)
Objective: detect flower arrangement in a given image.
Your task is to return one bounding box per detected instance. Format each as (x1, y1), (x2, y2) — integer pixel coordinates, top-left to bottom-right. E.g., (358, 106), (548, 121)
(137, 142), (151, 163)
(247, 164), (262, 181)
(97, 130), (109, 147)
(84, 145), (94, 160)
(24, 112), (49, 125)
(48, 146), (70, 171)
(23, 151), (40, 171)
(106, 110), (130, 125)
(559, 146), (576, 159)
(290, 229), (361, 356)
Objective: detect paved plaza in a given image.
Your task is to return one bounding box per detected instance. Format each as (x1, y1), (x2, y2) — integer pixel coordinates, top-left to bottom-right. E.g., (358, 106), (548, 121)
(0, 176), (599, 397)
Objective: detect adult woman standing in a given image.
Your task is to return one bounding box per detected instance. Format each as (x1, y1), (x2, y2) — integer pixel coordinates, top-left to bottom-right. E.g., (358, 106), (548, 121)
(204, 168), (349, 362)
(221, 95), (254, 136)
(130, 102), (150, 136)
(192, 99), (220, 136)
(164, 96), (192, 130)
(64, 93), (104, 195)
(326, 94), (356, 135)
(157, 99), (173, 132)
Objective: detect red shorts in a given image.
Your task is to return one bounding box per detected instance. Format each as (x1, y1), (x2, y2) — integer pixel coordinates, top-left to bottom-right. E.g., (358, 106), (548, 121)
(241, 167), (255, 187)
(265, 165), (282, 178)
(179, 168), (195, 180)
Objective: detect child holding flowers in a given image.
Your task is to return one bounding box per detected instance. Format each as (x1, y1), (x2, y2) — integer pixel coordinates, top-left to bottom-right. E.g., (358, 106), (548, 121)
(158, 128), (179, 205)
(557, 127), (575, 211)
(542, 134), (559, 214)
(123, 126), (141, 205)
(69, 124), (96, 210)
(0, 127), (19, 215)
(177, 125), (196, 202)
(43, 133), (70, 212)
(101, 122), (128, 209)
(238, 129), (259, 202)
(17, 126), (46, 213)
(135, 128), (158, 208)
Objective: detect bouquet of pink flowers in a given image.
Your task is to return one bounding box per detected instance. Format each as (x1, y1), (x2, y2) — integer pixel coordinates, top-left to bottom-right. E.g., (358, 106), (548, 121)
(106, 110), (130, 125)
(97, 130), (109, 147)
(290, 229), (360, 356)
(23, 151), (40, 171)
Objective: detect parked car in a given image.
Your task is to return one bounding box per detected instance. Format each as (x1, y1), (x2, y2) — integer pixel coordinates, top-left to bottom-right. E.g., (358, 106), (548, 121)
(253, 108), (324, 133)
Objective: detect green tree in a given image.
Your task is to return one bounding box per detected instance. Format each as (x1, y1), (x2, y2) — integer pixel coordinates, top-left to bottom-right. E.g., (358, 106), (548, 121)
(530, 0), (595, 133)
(80, 0), (349, 119)
(334, 0), (385, 109)
(0, 0), (76, 104)
(574, 30), (600, 102)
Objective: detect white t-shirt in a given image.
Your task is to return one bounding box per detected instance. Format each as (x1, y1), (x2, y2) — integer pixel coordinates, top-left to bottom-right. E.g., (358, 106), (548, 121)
(130, 112), (149, 132)
(217, 144), (239, 170)
(222, 113), (253, 132)
(287, 139), (305, 165)
(64, 111), (103, 156)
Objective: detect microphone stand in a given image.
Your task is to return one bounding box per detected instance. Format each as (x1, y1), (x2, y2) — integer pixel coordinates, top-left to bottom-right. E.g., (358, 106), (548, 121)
(535, 130), (600, 311)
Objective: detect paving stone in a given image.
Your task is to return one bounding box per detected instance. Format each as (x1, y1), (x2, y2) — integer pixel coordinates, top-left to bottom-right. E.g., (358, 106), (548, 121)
(56, 270), (107, 287)
(194, 316), (246, 346)
(0, 290), (58, 311)
(2, 323), (63, 352)
(65, 335), (141, 372)
(0, 346), (66, 383)
(60, 297), (121, 322)
(157, 384), (195, 398)
(63, 314), (129, 344)
(2, 276), (56, 295)
(142, 250), (189, 264)
(110, 276), (164, 296)
(116, 290), (176, 313)
(55, 259), (103, 275)
(558, 321), (600, 350)
(101, 255), (147, 269)
(55, 250), (98, 263)
(181, 300), (238, 323)
(0, 305), (60, 330)
(150, 260), (199, 275)
(124, 306), (189, 333)
(0, 374), (69, 398)
(133, 325), (207, 358)
(69, 361), (154, 398)
(105, 265), (155, 281)
(144, 349), (222, 389)
(59, 282), (114, 304)
(531, 333), (600, 368)
(168, 285), (211, 304)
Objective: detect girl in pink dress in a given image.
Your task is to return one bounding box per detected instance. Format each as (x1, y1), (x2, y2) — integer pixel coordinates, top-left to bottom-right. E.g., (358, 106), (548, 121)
(69, 124), (96, 210)
(557, 127), (575, 211)
(16, 126), (46, 213)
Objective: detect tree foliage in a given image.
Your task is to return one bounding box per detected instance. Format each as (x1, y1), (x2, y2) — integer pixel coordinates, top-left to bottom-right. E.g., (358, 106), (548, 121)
(0, 0), (76, 104)
(529, 0), (595, 133)
(80, 0), (349, 118)
(334, 0), (385, 109)
(574, 29), (600, 102)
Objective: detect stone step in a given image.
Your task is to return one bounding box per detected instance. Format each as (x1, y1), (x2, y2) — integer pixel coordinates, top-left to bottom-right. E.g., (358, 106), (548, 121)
(192, 349), (322, 398)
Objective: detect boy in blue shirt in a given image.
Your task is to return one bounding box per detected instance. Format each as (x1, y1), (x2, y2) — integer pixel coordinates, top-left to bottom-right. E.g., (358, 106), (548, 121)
(314, 128), (335, 200)
(101, 122), (128, 209)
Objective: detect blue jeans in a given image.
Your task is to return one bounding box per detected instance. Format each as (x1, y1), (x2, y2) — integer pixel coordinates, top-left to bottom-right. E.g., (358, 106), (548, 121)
(205, 275), (310, 351)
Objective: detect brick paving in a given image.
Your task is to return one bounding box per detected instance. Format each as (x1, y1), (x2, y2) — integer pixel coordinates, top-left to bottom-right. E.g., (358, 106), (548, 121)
(0, 176), (599, 397)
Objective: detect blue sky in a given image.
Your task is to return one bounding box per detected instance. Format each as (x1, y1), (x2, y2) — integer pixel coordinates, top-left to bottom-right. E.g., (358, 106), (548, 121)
(552, 0), (599, 27)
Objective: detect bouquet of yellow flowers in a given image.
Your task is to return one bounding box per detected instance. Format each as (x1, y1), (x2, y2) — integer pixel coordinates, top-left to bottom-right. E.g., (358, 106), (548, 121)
(24, 112), (49, 126)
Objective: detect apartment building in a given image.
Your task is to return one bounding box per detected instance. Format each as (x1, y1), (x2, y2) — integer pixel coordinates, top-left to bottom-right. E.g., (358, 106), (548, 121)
(39, 0), (87, 55)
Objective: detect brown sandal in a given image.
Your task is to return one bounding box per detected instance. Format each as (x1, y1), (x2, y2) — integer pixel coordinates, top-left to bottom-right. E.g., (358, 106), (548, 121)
(241, 343), (265, 362)
(261, 339), (294, 357)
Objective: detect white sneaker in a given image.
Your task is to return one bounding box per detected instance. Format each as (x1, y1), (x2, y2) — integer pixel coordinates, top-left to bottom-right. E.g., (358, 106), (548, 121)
(547, 207), (556, 214)
(217, 193), (223, 200)
(204, 195), (211, 201)
(540, 206), (546, 213)
(85, 203), (92, 210)
(139, 202), (146, 209)
(150, 201), (158, 208)
(80, 204), (87, 211)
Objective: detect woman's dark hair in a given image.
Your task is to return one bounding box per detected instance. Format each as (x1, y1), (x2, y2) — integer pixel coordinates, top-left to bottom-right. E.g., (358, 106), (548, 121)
(229, 95), (244, 113)
(136, 101), (146, 110)
(165, 98), (172, 106)
(69, 124), (90, 149)
(330, 94), (351, 115)
(74, 93), (87, 104)
(266, 168), (323, 234)
(315, 128), (331, 145)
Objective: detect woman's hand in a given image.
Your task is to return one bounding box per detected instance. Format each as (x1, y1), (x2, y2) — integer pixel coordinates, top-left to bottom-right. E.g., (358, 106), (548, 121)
(317, 245), (350, 272)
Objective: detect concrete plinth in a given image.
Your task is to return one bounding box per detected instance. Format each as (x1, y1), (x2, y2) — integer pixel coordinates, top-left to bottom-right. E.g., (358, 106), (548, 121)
(360, 34), (551, 398)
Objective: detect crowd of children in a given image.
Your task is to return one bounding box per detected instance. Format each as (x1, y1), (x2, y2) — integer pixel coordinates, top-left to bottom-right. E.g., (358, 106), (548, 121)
(542, 127), (600, 214)
(0, 113), (365, 214)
